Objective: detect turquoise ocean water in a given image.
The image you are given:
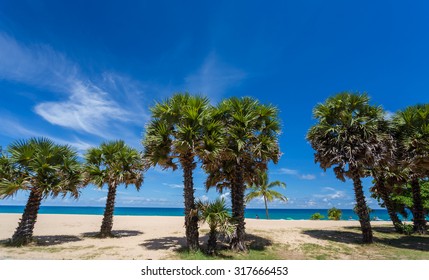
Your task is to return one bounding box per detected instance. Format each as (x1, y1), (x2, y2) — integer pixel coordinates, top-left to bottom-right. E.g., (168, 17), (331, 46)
(0, 205), (396, 221)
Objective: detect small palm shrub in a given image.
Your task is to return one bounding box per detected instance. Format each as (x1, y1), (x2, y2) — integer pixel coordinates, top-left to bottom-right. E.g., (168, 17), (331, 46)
(328, 207), (342, 220)
(196, 198), (235, 255)
(310, 212), (325, 220)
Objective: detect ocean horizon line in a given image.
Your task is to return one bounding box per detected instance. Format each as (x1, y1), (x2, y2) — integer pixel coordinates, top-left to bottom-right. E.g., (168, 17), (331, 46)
(0, 205), (394, 221)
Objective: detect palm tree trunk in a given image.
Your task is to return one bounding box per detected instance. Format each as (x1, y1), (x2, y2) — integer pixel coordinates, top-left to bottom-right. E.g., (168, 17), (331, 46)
(11, 187), (43, 246)
(181, 155), (199, 251)
(207, 228), (217, 255)
(410, 179), (427, 234)
(377, 179), (403, 232)
(230, 165), (247, 251)
(100, 183), (117, 238)
(352, 176), (373, 243)
(264, 196), (269, 219)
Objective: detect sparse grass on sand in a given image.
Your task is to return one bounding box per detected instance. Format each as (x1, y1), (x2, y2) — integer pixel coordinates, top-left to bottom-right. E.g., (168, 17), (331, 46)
(176, 225), (429, 260)
(1, 215), (428, 260)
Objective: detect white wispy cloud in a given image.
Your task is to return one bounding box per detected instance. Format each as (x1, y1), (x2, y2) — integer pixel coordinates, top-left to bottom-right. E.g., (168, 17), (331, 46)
(0, 33), (148, 140)
(275, 168), (316, 180)
(314, 190), (346, 200)
(277, 168), (299, 175)
(300, 174), (316, 180)
(35, 81), (130, 137)
(184, 52), (246, 100)
(0, 32), (77, 91)
(162, 183), (184, 189)
(0, 116), (94, 152)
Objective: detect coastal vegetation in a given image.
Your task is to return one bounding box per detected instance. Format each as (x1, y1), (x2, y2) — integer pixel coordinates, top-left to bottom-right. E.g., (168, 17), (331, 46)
(328, 207), (342, 221)
(0, 138), (83, 246)
(307, 92), (390, 243)
(196, 198), (233, 255)
(84, 140), (144, 238)
(245, 171), (287, 220)
(310, 213), (324, 220)
(0, 92), (428, 256)
(142, 93), (222, 251)
(204, 97), (281, 251)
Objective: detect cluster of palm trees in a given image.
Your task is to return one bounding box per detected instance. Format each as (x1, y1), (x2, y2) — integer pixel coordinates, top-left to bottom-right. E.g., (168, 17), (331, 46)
(0, 93), (282, 251)
(142, 93), (281, 251)
(3, 91), (426, 251)
(0, 139), (144, 245)
(307, 92), (429, 243)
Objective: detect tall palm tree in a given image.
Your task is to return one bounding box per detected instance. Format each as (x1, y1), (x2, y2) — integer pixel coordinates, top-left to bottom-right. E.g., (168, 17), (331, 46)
(370, 176), (404, 232)
(393, 104), (429, 234)
(307, 92), (390, 243)
(143, 93), (222, 251)
(245, 171), (287, 219)
(84, 140), (144, 238)
(204, 97), (281, 251)
(369, 117), (405, 232)
(0, 138), (83, 246)
(196, 198), (233, 255)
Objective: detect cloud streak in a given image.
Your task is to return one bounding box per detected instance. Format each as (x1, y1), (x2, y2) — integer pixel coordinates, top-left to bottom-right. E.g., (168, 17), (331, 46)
(0, 116), (94, 152)
(35, 81), (130, 137)
(184, 52), (246, 100)
(0, 32), (148, 140)
(276, 168), (316, 180)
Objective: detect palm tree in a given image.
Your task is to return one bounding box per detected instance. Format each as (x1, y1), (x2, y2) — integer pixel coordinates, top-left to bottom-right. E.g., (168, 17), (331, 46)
(245, 171), (287, 219)
(370, 176), (404, 232)
(369, 118), (405, 232)
(204, 97), (281, 251)
(143, 93), (222, 251)
(393, 104), (429, 234)
(196, 198), (233, 255)
(0, 138), (83, 246)
(307, 92), (390, 243)
(84, 140), (144, 238)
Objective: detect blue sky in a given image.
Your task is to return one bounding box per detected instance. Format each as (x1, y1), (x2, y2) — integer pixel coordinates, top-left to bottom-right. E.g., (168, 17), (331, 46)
(1, 0), (429, 209)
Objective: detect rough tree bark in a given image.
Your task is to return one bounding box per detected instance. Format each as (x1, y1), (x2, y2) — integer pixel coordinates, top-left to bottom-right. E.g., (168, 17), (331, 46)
(100, 182), (117, 238)
(11, 187), (43, 246)
(376, 179), (403, 233)
(182, 155), (199, 251)
(230, 164), (247, 251)
(410, 179), (427, 234)
(352, 176), (373, 243)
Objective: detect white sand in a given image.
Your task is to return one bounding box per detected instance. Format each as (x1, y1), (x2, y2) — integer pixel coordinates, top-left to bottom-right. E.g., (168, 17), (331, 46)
(0, 214), (390, 260)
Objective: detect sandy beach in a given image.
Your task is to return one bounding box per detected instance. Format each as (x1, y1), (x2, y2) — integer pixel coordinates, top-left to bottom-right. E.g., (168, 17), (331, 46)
(0, 213), (397, 260)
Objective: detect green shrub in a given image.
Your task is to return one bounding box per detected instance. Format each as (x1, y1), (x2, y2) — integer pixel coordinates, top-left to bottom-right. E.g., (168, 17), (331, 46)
(395, 223), (414, 235)
(310, 213), (325, 220)
(327, 207), (342, 220)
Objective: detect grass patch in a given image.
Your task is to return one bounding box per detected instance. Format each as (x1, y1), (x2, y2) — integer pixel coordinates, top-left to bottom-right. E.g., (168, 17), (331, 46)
(176, 246), (281, 260)
(300, 225), (429, 260)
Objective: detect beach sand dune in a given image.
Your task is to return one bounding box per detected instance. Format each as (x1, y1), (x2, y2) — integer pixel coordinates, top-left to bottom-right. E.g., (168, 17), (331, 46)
(0, 214), (389, 260)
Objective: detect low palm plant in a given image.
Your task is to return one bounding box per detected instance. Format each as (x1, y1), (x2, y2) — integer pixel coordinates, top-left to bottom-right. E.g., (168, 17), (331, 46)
(84, 140), (144, 238)
(245, 171), (287, 219)
(0, 138), (83, 246)
(328, 207), (342, 220)
(196, 198), (234, 255)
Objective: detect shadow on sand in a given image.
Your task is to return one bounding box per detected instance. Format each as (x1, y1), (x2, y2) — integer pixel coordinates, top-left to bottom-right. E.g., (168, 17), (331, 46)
(140, 236), (187, 251)
(0, 235), (82, 247)
(302, 227), (429, 252)
(82, 230), (143, 238)
(34, 235), (83, 246)
(139, 233), (273, 255)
